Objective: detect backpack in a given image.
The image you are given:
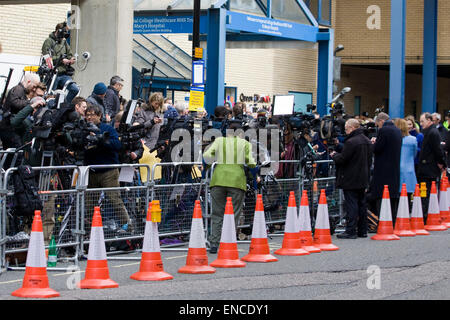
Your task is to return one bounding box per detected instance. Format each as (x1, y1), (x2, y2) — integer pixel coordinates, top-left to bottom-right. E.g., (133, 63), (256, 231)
(11, 165), (43, 217)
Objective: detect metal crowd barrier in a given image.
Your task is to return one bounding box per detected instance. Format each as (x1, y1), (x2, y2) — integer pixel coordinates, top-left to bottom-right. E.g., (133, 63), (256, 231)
(2, 165), (81, 272)
(80, 164), (151, 260)
(208, 160), (305, 241)
(150, 162), (208, 251)
(0, 159), (341, 271)
(300, 160), (343, 233)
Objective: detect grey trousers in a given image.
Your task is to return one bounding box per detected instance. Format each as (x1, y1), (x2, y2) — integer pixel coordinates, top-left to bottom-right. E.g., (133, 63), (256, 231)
(85, 169), (131, 226)
(209, 186), (245, 247)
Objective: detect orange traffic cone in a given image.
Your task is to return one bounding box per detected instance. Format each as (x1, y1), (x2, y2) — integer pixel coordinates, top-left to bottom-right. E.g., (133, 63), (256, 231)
(78, 207), (119, 289)
(371, 186), (400, 241)
(297, 190), (321, 253)
(131, 201), (173, 281)
(178, 200), (216, 274)
(425, 181), (448, 231)
(241, 194), (278, 262)
(410, 184), (430, 235)
(210, 197), (246, 268)
(274, 191), (309, 256)
(11, 211), (60, 298)
(313, 190), (339, 251)
(440, 177), (450, 227)
(394, 184), (416, 237)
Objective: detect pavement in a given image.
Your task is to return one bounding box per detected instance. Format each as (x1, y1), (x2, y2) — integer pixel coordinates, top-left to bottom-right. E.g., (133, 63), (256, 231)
(0, 227), (449, 305)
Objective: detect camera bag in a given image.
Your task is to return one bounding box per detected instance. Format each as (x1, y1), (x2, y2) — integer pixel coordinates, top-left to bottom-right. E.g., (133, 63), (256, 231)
(11, 165), (43, 217)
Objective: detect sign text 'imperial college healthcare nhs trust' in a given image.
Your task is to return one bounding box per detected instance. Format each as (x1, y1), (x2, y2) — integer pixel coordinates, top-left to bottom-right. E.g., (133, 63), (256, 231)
(134, 16), (207, 34)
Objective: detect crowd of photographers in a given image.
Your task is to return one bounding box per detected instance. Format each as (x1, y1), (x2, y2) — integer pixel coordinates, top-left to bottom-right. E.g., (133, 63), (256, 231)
(2, 22), (450, 245)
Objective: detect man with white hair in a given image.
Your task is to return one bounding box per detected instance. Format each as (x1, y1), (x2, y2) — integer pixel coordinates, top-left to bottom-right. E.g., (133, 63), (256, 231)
(431, 112), (447, 141)
(0, 73), (41, 152)
(331, 118), (373, 238)
(174, 101), (188, 116)
(3, 73), (40, 115)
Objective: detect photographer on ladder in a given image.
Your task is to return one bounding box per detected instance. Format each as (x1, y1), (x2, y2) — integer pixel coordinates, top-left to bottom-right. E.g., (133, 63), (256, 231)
(41, 22), (79, 104)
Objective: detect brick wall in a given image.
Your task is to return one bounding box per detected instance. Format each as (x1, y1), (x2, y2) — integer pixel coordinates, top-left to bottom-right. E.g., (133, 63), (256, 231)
(334, 0), (450, 117)
(334, 0), (450, 65)
(0, 3), (71, 57)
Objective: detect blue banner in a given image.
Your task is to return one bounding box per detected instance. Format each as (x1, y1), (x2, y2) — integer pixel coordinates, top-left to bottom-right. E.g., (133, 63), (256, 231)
(134, 15), (208, 34)
(226, 11), (318, 42)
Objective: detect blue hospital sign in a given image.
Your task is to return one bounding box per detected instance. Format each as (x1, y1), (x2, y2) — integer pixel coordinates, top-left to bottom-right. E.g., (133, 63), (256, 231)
(226, 11), (318, 42)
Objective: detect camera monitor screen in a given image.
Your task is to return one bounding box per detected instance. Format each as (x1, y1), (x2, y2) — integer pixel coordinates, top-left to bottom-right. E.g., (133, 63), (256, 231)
(272, 95), (295, 116)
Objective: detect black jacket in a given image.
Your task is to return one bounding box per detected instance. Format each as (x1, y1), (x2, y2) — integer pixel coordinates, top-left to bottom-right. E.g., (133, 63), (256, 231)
(104, 86), (121, 120)
(368, 120), (402, 199)
(445, 129), (450, 167)
(333, 128), (373, 190)
(3, 83), (29, 115)
(436, 124), (447, 142)
(417, 124), (446, 179)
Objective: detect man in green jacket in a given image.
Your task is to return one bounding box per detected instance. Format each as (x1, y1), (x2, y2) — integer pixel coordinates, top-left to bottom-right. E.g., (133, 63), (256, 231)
(41, 22), (79, 103)
(203, 120), (257, 253)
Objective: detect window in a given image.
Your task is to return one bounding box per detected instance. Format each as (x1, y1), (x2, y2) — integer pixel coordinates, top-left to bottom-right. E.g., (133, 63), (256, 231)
(229, 0), (266, 16)
(304, 0), (331, 26)
(271, 0), (312, 25)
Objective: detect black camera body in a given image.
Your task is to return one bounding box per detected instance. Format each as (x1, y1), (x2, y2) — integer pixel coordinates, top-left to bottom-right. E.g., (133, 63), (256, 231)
(117, 123), (144, 163)
(63, 119), (108, 152)
(362, 121), (378, 139)
(56, 22), (70, 41)
(154, 114), (212, 161)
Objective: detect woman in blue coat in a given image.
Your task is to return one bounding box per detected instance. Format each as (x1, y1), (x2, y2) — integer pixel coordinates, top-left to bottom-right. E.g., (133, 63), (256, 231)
(395, 119), (418, 198)
(406, 115), (423, 171)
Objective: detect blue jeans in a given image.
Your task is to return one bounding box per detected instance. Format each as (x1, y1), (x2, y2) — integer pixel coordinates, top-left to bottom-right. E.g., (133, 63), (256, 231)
(53, 74), (79, 103)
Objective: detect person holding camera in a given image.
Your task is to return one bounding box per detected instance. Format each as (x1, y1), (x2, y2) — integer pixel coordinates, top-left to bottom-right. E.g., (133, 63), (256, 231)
(0, 73), (41, 159)
(10, 83), (48, 166)
(114, 111), (144, 164)
(135, 92), (164, 150)
(72, 96), (87, 119)
(42, 22), (79, 104)
(84, 105), (133, 233)
(330, 119), (373, 239)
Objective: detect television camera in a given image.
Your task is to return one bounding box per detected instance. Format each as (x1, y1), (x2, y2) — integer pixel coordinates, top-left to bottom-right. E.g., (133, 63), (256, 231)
(117, 99), (145, 163)
(31, 94), (109, 166)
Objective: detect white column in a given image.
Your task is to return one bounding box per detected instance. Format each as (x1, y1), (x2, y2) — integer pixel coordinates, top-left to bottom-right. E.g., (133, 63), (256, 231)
(71, 0), (133, 99)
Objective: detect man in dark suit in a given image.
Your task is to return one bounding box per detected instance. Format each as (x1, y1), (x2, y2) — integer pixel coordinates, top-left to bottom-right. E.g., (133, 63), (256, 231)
(331, 119), (373, 239)
(417, 112), (446, 222)
(368, 112), (402, 224)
